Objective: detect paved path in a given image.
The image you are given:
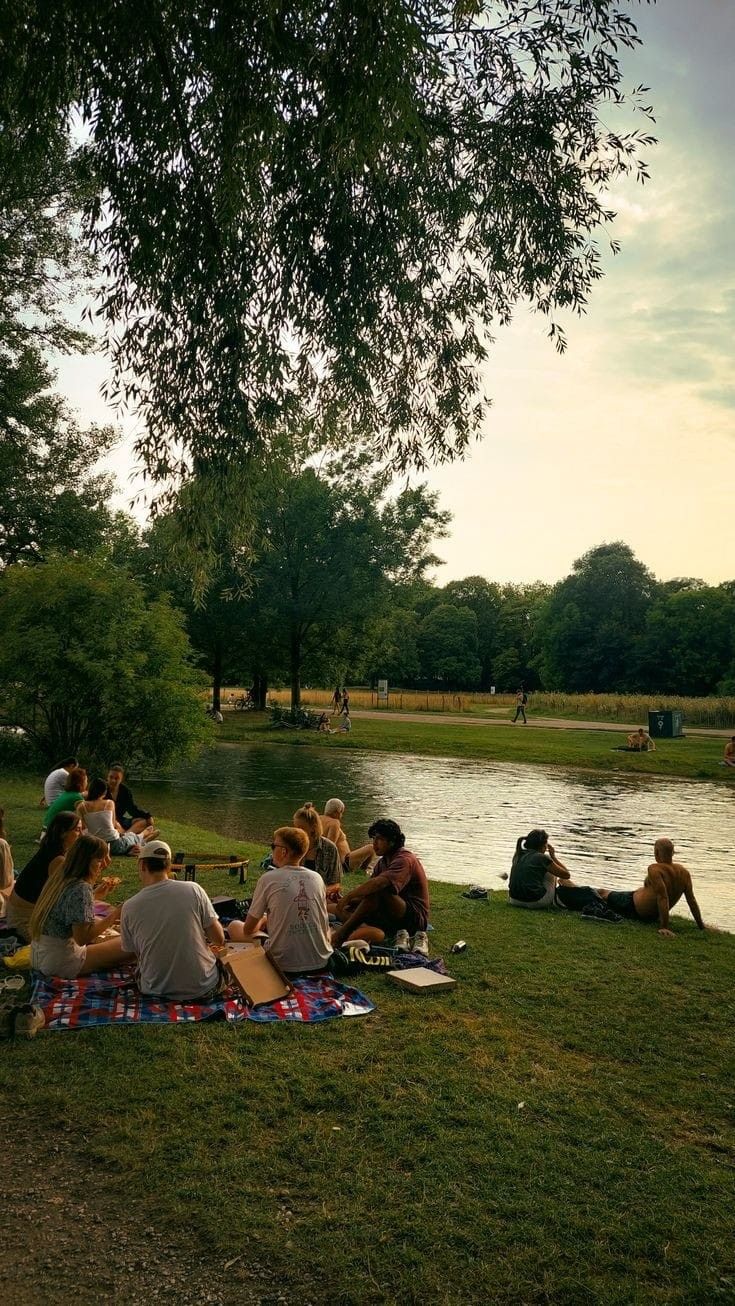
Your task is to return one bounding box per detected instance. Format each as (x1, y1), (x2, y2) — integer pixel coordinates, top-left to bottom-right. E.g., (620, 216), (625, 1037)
(351, 709), (732, 739)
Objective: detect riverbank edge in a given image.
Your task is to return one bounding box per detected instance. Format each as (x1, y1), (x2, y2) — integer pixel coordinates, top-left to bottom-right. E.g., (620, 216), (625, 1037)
(208, 712), (734, 786)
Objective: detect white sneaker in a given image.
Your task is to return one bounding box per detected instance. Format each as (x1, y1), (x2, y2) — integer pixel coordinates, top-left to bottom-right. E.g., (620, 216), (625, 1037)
(394, 929), (411, 951)
(412, 931), (429, 957)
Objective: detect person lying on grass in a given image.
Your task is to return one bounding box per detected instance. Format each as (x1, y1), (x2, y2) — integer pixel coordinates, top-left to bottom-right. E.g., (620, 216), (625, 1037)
(30, 834), (129, 979)
(77, 777), (159, 856)
(5, 811), (81, 941)
(226, 826), (334, 978)
(508, 828), (614, 916)
(597, 838), (714, 937)
(119, 841), (227, 1002)
(330, 819), (430, 952)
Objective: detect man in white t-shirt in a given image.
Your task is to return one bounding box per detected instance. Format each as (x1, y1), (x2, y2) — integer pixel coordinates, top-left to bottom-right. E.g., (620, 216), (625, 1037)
(227, 827), (332, 975)
(42, 757), (79, 806)
(119, 841), (225, 1001)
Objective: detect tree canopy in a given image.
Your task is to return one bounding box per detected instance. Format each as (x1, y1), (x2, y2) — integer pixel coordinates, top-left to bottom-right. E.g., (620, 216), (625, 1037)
(0, 558), (209, 765)
(2, 1), (654, 482)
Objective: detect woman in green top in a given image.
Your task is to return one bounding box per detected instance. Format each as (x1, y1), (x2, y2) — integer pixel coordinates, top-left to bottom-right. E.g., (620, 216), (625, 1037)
(42, 767), (88, 828)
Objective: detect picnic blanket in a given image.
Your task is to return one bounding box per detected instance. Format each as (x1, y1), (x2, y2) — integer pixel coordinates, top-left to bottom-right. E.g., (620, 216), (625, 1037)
(32, 966), (374, 1031)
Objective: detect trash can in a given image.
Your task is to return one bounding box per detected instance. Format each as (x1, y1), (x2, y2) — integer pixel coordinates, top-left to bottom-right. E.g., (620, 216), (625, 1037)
(648, 709), (684, 739)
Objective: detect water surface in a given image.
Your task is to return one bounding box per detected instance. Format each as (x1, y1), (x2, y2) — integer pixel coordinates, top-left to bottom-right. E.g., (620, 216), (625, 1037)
(136, 743), (734, 930)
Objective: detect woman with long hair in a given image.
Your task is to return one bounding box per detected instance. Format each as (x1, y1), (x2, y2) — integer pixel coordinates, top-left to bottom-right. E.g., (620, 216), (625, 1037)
(77, 777), (158, 855)
(5, 810), (81, 940)
(292, 802), (342, 898)
(30, 834), (132, 978)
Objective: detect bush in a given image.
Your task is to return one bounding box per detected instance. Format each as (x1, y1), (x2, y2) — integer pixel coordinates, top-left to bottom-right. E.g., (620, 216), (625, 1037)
(0, 558), (212, 767)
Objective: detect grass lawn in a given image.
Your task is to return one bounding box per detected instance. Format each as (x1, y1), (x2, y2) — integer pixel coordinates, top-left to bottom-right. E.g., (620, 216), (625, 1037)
(2, 770), (735, 1303)
(217, 712), (732, 784)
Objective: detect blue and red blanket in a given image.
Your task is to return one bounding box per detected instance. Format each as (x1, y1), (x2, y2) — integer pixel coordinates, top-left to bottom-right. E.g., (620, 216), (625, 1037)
(32, 966), (374, 1031)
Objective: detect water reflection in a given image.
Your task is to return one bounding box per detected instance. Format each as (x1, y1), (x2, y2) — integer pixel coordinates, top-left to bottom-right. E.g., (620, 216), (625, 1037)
(136, 744), (734, 930)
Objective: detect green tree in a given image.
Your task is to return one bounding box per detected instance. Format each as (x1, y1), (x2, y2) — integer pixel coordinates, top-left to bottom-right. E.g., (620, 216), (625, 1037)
(244, 461), (447, 706)
(360, 605), (421, 687)
(539, 543), (658, 691)
(495, 582), (550, 690)
(417, 603), (481, 688)
(637, 587), (735, 697)
(442, 577), (503, 690)
(0, 361), (116, 567)
(3, 3), (655, 480)
(0, 81), (117, 565)
(0, 558), (209, 766)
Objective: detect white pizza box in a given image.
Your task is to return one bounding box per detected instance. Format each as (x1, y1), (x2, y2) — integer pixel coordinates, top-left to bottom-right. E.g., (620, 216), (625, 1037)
(387, 967), (456, 993)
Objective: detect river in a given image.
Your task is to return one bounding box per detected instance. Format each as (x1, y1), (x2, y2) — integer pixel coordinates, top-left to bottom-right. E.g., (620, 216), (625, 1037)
(136, 742), (735, 931)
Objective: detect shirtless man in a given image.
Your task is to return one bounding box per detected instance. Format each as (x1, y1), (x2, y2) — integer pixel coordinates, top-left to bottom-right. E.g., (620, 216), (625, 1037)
(627, 728), (655, 752)
(599, 839), (708, 937)
(723, 737), (735, 768)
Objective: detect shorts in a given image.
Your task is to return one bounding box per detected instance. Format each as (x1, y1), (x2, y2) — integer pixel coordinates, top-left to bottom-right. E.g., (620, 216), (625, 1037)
(109, 831), (142, 856)
(32, 935), (87, 979)
(370, 901), (426, 936)
(508, 872), (556, 910)
(604, 890), (641, 922)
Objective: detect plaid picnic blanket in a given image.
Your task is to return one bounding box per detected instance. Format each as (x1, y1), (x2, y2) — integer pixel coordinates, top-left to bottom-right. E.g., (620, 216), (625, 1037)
(32, 966), (374, 1031)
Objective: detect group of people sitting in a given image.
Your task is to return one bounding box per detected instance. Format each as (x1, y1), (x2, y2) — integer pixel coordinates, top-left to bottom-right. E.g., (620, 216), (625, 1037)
(4, 786), (431, 1002)
(2, 760), (158, 941)
(508, 828), (713, 936)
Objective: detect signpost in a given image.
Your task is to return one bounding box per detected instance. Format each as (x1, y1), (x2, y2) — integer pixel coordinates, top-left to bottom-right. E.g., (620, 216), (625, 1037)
(377, 679), (388, 704)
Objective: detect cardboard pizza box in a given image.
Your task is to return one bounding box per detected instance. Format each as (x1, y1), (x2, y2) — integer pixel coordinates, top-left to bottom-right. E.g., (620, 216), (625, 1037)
(221, 943), (293, 1007)
(387, 967), (456, 994)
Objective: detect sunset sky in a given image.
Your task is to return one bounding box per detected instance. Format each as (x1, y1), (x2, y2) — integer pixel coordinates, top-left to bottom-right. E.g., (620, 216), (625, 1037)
(55, 0), (734, 587)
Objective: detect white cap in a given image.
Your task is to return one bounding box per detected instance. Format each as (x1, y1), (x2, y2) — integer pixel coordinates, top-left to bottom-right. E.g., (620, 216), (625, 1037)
(138, 839), (172, 863)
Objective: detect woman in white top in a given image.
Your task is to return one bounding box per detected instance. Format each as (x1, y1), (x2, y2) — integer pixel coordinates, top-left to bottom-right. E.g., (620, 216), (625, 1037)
(77, 778), (158, 856)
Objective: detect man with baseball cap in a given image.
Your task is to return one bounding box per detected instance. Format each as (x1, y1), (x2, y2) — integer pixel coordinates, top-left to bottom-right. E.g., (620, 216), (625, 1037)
(119, 840), (225, 1002)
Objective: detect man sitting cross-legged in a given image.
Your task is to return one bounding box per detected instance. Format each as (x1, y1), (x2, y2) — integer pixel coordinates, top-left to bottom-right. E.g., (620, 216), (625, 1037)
(598, 838), (713, 938)
(119, 840), (226, 1001)
(331, 819), (430, 954)
(226, 826), (334, 977)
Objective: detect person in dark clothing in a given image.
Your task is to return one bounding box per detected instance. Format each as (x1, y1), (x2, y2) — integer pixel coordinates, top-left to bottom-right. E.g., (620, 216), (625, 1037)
(512, 688), (528, 724)
(5, 810), (81, 939)
(105, 764), (152, 832)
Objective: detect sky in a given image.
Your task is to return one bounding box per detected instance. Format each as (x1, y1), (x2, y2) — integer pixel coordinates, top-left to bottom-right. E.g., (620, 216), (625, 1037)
(54, 0), (735, 588)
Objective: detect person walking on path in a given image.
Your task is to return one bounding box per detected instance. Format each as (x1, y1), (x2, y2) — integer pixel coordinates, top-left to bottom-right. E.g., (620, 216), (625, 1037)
(331, 685), (342, 715)
(512, 688), (528, 725)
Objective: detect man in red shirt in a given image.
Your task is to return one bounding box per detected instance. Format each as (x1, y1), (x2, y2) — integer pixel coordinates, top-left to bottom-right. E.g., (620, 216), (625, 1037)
(331, 819), (430, 952)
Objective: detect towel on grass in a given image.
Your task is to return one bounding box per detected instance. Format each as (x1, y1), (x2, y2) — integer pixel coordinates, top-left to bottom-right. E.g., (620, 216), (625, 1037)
(32, 966), (374, 1031)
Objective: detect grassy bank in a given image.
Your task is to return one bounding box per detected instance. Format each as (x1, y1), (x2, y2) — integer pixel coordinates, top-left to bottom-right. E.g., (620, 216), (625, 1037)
(2, 771), (735, 1303)
(217, 712), (732, 783)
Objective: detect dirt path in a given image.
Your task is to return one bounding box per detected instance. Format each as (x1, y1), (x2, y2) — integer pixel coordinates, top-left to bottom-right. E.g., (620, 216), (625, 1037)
(1, 1116), (296, 1306)
(350, 709), (731, 738)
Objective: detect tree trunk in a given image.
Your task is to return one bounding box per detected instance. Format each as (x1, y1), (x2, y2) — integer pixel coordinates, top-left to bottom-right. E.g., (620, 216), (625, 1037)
(212, 643), (222, 713)
(253, 673), (268, 711)
(290, 631), (301, 709)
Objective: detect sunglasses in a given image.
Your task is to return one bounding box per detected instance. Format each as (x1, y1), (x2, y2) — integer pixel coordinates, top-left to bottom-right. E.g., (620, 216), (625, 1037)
(270, 842), (287, 851)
